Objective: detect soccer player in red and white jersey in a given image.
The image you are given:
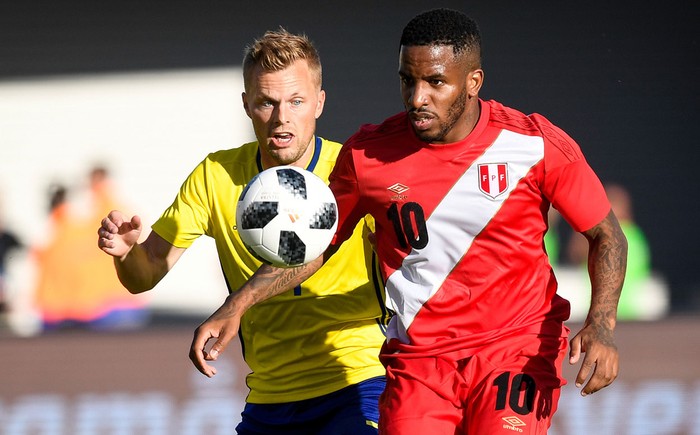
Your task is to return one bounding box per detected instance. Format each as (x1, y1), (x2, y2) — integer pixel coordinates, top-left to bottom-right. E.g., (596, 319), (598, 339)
(191, 9), (628, 434)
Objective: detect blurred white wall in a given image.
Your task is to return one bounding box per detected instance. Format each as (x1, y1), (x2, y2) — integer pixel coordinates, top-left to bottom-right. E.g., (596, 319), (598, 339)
(0, 68), (254, 323)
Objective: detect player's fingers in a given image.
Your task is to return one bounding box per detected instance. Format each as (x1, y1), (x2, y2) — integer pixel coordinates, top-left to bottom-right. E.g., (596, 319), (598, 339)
(97, 225), (113, 241)
(207, 329), (235, 361)
(97, 236), (112, 250)
(582, 353), (618, 396)
(97, 227), (117, 253)
(130, 214), (142, 231)
(568, 334), (582, 364)
(107, 210), (125, 227)
(574, 351), (595, 391)
(189, 326), (219, 377)
(100, 217), (117, 234)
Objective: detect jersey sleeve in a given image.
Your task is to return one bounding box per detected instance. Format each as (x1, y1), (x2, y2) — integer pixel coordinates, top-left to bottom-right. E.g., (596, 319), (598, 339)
(535, 114), (610, 232)
(328, 144), (365, 247)
(151, 158), (211, 248)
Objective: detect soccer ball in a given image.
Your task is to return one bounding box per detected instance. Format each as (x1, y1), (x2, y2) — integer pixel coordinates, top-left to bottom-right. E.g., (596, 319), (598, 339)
(236, 166), (338, 267)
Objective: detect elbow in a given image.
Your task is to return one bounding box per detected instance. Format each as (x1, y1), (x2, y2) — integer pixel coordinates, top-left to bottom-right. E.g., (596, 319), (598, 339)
(118, 277), (156, 295)
(126, 286), (151, 295)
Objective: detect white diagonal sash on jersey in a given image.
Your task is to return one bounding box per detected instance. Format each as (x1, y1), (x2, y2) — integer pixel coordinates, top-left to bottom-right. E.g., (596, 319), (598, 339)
(385, 130), (544, 343)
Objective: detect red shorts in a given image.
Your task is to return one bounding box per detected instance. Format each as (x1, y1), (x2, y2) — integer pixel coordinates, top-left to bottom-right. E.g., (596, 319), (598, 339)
(378, 331), (568, 434)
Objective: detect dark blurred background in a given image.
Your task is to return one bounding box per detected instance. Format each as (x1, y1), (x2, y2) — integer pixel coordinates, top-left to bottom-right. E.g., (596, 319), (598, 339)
(1, 0), (698, 312)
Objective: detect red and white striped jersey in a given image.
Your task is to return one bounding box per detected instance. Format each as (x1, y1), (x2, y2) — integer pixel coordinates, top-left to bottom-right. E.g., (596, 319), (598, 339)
(330, 99), (610, 359)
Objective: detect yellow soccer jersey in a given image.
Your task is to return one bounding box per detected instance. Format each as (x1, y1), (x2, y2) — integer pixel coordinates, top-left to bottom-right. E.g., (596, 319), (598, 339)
(152, 137), (388, 403)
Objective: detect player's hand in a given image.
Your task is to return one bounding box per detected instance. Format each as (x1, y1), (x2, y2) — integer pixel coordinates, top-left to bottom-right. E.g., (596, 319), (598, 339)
(568, 323), (619, 396)
(97, 210), (142, 257)
(189, 297), (242, 377)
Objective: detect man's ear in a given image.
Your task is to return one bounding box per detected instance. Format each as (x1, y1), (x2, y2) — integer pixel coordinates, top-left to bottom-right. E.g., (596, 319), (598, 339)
(242, 92), (252, 118)
(467, 69), (484, 98)
(315, 89), (326, 119)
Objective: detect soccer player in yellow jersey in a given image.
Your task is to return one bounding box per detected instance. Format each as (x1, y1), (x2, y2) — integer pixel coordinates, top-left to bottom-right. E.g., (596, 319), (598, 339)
(97, 29), (388, 434)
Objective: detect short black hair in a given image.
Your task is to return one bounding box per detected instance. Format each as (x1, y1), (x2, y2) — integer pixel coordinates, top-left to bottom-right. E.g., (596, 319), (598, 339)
(400, 8), (481, 62)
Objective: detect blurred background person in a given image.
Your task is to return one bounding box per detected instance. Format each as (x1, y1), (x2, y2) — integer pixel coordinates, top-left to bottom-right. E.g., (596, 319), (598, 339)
(33, 166), (150, 332)
(86, 166), (119, 220)
(567, 182), (666, 320)
(544, 208), (562, 267)
(0, 206), (23, 314)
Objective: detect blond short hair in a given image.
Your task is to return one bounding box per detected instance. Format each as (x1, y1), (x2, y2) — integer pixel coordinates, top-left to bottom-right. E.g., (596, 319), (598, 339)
(242, 28), (322, 91)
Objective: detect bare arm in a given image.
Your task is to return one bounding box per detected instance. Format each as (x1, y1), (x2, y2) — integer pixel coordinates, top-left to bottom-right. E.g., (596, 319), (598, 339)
(569, 209), (628, 396)
(97, 210), (185, 293)
(188, 251), (330, 377)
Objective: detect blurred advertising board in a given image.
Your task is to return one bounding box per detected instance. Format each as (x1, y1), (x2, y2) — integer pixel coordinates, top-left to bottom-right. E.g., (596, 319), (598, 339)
(0, 317), (698, 434)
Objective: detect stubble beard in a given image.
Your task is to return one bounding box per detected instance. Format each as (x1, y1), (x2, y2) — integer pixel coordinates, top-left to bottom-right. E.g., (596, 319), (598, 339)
(266, 138), (312, 167)
(415, 87), (467, 143)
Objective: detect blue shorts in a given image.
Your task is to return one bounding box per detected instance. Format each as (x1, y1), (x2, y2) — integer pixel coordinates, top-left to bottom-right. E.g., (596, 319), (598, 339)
(236, 376), (385, 435)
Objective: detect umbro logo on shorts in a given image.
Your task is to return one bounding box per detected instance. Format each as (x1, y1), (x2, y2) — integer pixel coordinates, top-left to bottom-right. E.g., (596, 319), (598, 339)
(502, 416), (526, 432)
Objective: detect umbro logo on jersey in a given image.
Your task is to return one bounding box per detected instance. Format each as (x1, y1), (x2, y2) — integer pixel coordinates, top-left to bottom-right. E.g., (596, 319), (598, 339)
(478, 163), (508, 199)
(387, 183), (409, 194)
(502, 416), (526, 432)
(387, 183), (409, 200)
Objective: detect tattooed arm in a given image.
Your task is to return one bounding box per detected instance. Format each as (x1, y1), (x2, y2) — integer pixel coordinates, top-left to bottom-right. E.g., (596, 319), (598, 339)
(568, 210), (628, 396)
(189, 256), (325, 377)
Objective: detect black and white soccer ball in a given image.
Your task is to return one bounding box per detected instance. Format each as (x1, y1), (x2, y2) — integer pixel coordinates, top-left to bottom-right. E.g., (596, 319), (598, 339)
(236, 166), (338, 267)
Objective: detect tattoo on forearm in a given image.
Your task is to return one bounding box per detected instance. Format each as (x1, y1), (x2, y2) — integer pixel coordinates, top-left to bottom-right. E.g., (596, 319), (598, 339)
(587, 309), (618, 349)
(586, 211), (628, 336)
(250, 263), (314, 304)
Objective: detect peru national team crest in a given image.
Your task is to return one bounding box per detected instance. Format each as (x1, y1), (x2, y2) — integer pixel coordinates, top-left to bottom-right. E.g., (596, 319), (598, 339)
(478, 163), (508, 199)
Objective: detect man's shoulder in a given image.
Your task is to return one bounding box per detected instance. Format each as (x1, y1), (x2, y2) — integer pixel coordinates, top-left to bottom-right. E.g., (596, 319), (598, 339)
(485, 99), (564, 139)
(319, 136), (343, 148)
(485, 100), (542, 136)
(184, 142), (260, 188)
(317, 136), (343, 159)
(206, 141), (258, 161)
(485, 100), (585, 164)
(199, 141), (259, 173)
